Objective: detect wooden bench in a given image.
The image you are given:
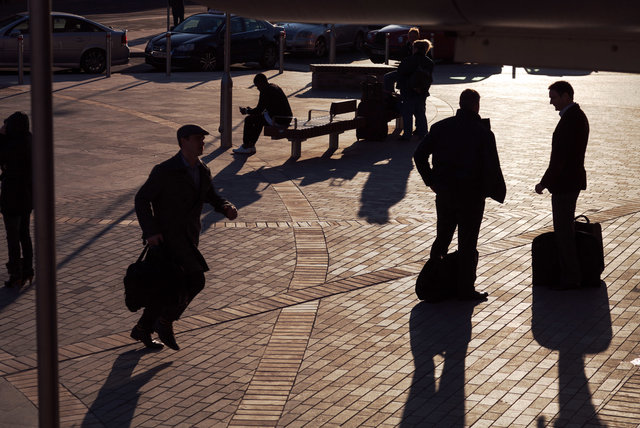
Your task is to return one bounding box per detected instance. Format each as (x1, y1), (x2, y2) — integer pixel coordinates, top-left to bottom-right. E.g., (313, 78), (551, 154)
(264, 99), (365, 158)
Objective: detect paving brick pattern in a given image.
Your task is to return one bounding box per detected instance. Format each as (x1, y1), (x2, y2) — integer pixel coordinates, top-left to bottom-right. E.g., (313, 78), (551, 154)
(1, 65), (640, 427)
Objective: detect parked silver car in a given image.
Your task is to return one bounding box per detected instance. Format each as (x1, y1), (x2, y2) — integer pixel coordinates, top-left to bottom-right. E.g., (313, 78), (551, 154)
(0, 12), (129, 73)
(279, 23), (368, 57)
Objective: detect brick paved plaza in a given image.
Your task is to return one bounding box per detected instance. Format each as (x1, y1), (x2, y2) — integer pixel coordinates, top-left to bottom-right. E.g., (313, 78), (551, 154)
(0, 61), (639, 427)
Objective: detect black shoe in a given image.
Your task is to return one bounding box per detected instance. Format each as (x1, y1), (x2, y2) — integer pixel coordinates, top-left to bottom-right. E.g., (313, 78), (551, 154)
(130, 326), (163, 350)
(457, 291), (489, 301)
(154, 318), (180, 351)
(4, 275), (21, 288)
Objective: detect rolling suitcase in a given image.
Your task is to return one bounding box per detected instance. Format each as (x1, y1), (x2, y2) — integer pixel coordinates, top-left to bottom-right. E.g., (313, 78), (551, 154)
(531, 215), (604, 288)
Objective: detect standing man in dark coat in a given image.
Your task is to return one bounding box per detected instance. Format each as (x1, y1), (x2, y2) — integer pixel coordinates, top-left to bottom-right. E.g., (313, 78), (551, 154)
(133, 124), (237, 350)
(233, 73), (293, 155)
(535, 81), (589, 289)
(414, 89), (506, 301)
(397, 39), (434, 140)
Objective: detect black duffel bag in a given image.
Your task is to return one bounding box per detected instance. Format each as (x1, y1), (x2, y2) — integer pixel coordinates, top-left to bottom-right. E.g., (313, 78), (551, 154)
(415, 251), (459, 302)
(123, 245), (186, 312)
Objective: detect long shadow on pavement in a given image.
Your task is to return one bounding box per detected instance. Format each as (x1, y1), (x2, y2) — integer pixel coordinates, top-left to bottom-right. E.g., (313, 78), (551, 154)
(401, 300), (476, 427)
(81, 349), (172, 428)
(532, 284), (612, 427)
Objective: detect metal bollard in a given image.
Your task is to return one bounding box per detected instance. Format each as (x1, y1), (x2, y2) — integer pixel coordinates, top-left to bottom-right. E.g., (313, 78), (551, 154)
(279, 31), (284, 74)
(384, 33), (390, 64)
(166, 32), (171, 76)
(329, 24), (336, 64)
(17, 34), (24, 84)
(105, 32), (111, 77)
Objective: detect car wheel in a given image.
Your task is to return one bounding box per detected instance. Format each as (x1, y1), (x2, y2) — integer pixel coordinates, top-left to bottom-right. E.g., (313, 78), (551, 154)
(353, 32), (365, 51)
(80, 49), (106, 74)
(199, 51), (217, 71)
(370, 54), (385, 64)
(314, 37), (328, 57)
(259, 44), (277, 69)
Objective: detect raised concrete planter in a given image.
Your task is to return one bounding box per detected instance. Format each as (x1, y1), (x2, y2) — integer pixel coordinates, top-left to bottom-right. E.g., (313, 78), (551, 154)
(310, 63), (396, 91)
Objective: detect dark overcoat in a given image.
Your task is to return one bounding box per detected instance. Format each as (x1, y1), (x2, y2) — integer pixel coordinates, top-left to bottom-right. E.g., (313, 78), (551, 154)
(0, 132), (32, 216)
(135, 152), (232, 273)
(413, 109), (506, 203)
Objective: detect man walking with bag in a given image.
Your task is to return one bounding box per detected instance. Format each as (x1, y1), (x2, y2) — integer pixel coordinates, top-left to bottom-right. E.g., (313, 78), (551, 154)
(535, 81), (589, 289)
(414, 89), (506, 301)
(132, 124), (237, 350)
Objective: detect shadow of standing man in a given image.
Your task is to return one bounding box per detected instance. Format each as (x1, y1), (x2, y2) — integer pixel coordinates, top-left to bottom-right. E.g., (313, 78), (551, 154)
(532, 285), (612, 427)
(401, 300), (476, 427)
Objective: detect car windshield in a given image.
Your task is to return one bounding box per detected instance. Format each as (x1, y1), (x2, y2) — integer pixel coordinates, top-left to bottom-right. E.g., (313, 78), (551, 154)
(0, 15), (21, 29)
(173, 15), (224, 34)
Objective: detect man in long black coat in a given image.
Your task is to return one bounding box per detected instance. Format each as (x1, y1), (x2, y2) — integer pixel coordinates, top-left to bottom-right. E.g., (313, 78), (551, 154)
(133, 124), (237, 350)
(414, 89), (506, 301)
(535, 81), (589, 289)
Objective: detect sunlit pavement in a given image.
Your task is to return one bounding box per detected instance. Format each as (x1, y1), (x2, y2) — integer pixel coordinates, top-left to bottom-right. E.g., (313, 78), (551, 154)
(0, 61), (639, 427)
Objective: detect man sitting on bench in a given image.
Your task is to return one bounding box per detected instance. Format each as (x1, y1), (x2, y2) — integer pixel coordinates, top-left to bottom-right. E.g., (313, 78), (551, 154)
(234, 73), (293, 155)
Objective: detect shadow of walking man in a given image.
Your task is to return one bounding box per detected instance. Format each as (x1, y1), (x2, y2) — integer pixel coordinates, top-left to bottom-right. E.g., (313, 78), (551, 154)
(401, 300), (476, 427)
(82, 350), (172, 427)
(532, 285), (612, 427)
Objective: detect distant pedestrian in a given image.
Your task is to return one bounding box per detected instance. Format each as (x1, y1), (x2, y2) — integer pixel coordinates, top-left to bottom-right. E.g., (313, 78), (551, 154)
(383, 27), (420, 93)
(168, 0), (184, 27)
(413, 89), (506, 301)
(0, 112), (33, 288)
(535, 81), (589, 289)
(133, 124), (237, 350)
(234, 73), (293, 155)
(397, 39), (434, 140)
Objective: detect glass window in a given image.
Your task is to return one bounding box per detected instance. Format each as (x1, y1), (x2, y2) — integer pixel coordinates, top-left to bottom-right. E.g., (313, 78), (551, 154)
(230, 17), (244, 34)
(10, 19), (29, 35)
(174, 15), (223, 34)
(245, 19), (265, 32)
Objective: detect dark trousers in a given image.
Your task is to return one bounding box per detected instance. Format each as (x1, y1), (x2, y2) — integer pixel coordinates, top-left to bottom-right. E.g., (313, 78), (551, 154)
(430, 192), (485, 296)
(137, 271), (205, 332)
(3, 212), (32, 273)
(243, 114), (268, 148)
(243, 113), (290, 148)
(552, 191), (581, 286)
(401, 91), (427, 137)
(171, 3), (184, 27)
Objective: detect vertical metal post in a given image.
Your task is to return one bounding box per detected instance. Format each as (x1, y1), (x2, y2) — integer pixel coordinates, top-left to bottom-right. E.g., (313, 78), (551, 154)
(279, 31), (284, 74)
(165, 32), (171, 76)
(105, 32), (111, 78)
(29, 0), (59, 426)
(167, 2), (171, 31)
(329, 24), (336, 64)
(384, 33), (390, 64)
(430, 32), (435, 59)
(512, 66), (516, 78)
(18, 34), (24, 84)
(220, 12), (232, 148)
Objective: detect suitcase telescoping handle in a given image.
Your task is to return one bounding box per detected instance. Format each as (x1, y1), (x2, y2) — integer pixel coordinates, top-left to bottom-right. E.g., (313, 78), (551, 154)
(575, 214), (590, 223)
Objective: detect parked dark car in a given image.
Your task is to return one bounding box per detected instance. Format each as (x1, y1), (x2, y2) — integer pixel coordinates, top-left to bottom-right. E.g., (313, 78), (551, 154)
(0, 12), (129, 73)
(279, 23), (369, 57)
(364, 25), (456, 63)
(145, 12), (284, 71)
